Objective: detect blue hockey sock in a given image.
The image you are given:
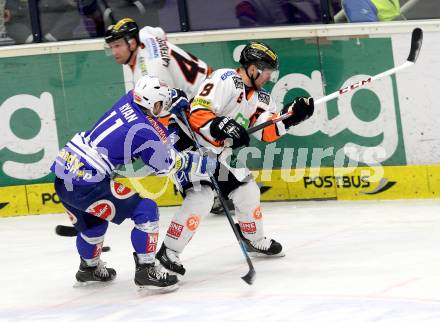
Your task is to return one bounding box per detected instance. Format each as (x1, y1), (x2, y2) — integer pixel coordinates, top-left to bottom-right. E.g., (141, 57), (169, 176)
(131, 222), (158, 264)
(76, 222), (108, 266)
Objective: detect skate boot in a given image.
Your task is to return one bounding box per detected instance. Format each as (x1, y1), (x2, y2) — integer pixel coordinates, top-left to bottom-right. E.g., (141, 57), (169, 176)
(244, 237), (285, 257)
(75, 258), (116, 283)
(235, 223), (285, 257)
(156, 243), (186, 276)
(133, 253), (179, 291)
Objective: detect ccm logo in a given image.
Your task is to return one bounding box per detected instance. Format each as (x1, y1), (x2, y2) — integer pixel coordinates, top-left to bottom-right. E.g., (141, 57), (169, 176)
(339, 78), (372, 94)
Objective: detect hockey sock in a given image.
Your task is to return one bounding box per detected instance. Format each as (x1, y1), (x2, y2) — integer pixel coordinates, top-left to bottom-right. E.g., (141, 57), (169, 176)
(76, 233), (105, 266)
(230, 181), (264, 241)
(76, 221), (108, 266)
(131, 222), (159, 264)
(163, 186), (214, 253)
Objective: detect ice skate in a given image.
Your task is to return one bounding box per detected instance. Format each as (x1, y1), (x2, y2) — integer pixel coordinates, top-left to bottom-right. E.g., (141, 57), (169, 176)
(235, 224), (285, 257)
(133, 253), (179, 292)
(75, 258), (116, 285)
(156, 243), (186, 276)
(244, 237), (285, 257)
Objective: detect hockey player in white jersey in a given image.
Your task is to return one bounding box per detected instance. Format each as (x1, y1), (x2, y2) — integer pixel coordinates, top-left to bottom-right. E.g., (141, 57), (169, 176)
(104, 17), (213, 97)
(104, 17), (231, 215)
(157, 42), (315, 276)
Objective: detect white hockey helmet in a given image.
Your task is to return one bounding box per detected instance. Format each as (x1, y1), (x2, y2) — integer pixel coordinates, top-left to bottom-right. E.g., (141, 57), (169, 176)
(133, 75), (172, 117)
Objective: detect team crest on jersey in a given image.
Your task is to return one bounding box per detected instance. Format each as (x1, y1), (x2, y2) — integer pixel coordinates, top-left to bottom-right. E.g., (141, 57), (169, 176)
(232, 76), (244, 89)
(65, 208), (78, 224)
(258, 91), (270, 105)
(86, 200), (116, 221)
(110, 181), (135, 199)
(186, 215), (201, 232)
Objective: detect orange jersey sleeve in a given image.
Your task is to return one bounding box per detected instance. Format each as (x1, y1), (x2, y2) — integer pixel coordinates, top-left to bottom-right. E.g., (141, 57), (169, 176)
(250, 108), (282, 142)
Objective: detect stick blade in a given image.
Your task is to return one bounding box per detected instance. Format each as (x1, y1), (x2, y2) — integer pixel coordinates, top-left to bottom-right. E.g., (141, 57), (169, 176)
(241, 267), (256, 285)
(55, 225), (77, 237)
(407, 28), (423, 63)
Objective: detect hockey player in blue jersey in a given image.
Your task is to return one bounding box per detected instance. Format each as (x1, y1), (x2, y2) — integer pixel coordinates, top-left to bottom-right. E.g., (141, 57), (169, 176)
(51, 75), (214, 291)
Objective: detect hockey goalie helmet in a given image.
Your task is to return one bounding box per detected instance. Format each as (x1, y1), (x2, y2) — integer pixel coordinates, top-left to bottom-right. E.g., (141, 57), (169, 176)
(133, 75), (172, 117)
(105, 18), (139, 44)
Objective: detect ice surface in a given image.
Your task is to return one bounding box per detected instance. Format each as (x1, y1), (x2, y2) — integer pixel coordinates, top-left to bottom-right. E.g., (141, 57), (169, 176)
(1, 199), (440, 322)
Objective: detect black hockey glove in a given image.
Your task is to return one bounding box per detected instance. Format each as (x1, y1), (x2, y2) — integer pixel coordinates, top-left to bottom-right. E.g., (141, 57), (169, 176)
(282, 97), (314, 129)
(210, 116), (250, 149)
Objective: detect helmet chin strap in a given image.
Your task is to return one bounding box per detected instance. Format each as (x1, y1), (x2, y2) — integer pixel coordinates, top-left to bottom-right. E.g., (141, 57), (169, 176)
(124, 38), (137, 65)
(245, 66), (261, 90)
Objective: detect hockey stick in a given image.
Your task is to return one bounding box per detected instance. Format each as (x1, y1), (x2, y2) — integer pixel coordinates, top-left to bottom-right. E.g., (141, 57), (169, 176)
(247, 27), (423, 135)
(178, 111), (256, 285)
(55, 225), (77, 237)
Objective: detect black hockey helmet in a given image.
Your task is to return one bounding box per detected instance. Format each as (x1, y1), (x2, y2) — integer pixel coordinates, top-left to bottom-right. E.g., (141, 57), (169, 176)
(105, 18), (139, 44)
(239, 42), (279, 71)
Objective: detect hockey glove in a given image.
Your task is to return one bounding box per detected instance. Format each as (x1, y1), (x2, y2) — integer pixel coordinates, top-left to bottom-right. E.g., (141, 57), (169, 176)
(168, 88), (189, 115)
(173, 151), (217, 191)
(282, 97), (314, 129)
(210, 116), (250, 149)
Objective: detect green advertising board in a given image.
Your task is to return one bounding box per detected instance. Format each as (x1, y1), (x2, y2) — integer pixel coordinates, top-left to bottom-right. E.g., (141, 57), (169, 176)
(182, 38), (405, 170)
(0, 36), (405, 187)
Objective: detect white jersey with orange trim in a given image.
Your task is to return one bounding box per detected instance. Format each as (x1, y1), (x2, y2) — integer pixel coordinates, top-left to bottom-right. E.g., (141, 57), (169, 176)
(184, 68), (287, 154)
(122, 26), (213, 98)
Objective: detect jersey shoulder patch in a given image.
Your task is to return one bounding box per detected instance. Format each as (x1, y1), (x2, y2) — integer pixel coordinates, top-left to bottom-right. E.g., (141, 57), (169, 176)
(257, 91), (270, 105)
(232, 76), (244, 89)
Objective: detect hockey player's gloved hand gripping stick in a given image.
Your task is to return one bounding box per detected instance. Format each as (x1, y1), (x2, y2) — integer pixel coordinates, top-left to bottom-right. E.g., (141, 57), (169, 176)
(178, 110), (256, 285)
(247, 28), (423, 135)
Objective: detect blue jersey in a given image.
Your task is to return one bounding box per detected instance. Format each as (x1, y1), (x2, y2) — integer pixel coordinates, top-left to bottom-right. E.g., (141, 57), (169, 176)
(51, 91), (176, 185)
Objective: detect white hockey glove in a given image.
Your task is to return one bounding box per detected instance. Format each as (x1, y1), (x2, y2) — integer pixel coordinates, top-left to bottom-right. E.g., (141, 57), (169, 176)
(173, 151), (217, 191)
(168, 88), (189, 115)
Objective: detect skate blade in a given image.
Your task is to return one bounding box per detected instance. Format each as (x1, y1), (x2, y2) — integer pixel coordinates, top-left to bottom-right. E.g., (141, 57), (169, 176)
(249, 251), (286, 258)
(73, 280), (114, 288)
(136, 283), (179, 294)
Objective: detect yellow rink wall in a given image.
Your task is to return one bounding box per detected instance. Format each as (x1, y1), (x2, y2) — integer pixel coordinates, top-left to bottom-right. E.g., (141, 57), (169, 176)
(1, 165), (440, 217)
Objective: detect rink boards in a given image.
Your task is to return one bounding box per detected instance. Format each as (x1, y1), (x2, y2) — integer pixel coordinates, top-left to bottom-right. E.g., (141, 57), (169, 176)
(2, 164), (440, 217)
(2, 21), (440, 217)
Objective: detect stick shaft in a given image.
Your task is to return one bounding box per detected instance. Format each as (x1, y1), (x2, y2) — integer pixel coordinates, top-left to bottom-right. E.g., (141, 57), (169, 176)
(248, 26), (422, 136)
(178, 111), (256, 284)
